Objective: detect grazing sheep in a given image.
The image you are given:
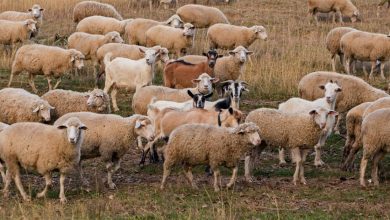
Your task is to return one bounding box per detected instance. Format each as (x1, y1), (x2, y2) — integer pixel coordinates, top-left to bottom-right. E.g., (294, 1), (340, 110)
(176, 4), (229, 28)
(73, 1), (123, 23)
(325, 27), (357, 72)
(0, 117), (87, 203)
(160, 123), (261, 191)
(307, 0), (361, 24)
(41, 89), (111, 122)
(9, 44), (85, 93)
(148, 91), (213, 112)
(0, 19), (37, 45)
(0, 88), (54, 124)
(132, 73), (216, 115)
(359, 108), (390, 187)
(207, 24), (267, 50)
(103, 48), (161, 111)
(0, 4), (44, 38)
(125, 15), (184, 46)
(245, 107), (338, 184)
(340, 31), (390, 79)
(146, 23), (195, 57)
(219, 80), (249, 109)
(54, 112), (154, 189)
(76, 16), (133, 35)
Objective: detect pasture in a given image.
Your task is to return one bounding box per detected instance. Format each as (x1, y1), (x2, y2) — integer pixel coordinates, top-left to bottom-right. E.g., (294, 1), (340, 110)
(1, 0), (390, 219)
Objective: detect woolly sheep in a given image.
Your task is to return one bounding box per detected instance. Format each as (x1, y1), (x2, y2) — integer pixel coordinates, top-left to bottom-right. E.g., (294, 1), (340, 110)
(0, 19), (37, 45)
(340, 31), (390, 79)
(0, 117), (87, 203)
(325, 27), (357, 72)
(176, 4), (229, 28)
(76, 16), (133, 35)
(160, 123), (261, 191)
(307, 0), (361, 24)
(9, 44), (85, 93)
(41, 89), (111, 122)
(0, 88), (54, 124)
(125, 15), (184, 46)
(359, 109), (390, 187)
(73, 1), (123, 23)
(54, 112), (154, 189)
(245, 107), (338, 184)
(146, 23), (195, 57)
(207, 24), (267, 50)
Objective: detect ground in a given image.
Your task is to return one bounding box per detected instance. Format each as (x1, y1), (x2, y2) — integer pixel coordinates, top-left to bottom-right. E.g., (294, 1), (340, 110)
(1, 0), (390, 219)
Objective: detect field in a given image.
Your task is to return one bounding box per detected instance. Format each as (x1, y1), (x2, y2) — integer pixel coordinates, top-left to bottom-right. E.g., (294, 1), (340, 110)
(1, 0), (390, 219)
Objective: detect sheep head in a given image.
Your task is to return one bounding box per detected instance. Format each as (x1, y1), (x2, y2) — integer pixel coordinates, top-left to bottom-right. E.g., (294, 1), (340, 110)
(57, 117), (88, 144)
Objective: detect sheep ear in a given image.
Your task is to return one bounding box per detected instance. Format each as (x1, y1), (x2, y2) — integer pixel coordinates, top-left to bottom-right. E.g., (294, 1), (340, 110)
(40, 8), (44, 11)
(28, 8), (32, 12)
(32, 106), (40, 113)
(139, 48), (145, 54)
(50, 106), (55, 110)
(228, 51), (235, 56)
(309, 110), (317, 115)
(57, 124), (67, 129)
(191, 79), (201, 84)
(187, 90), (194, 98)
(135, 120), (143, 129)
(319, 85), (325, 90)
(211, 77), (219, 83)
(328, 111), (338, 116)
(246, 51), (254, 55)
(336, 87), (342, 92)
(79, 124), (88, 130)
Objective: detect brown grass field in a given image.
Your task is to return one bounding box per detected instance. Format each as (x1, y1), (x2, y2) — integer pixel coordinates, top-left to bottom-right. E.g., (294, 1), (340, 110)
(1, 0), (390, 219)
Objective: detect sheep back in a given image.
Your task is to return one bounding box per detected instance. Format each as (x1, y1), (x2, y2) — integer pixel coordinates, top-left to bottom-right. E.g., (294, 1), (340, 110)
(73, 1), (123, 23)
(176, 4), (229, 28)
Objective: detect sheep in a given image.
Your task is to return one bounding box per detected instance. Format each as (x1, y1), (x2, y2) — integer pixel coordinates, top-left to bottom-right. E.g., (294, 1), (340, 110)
(9, 44), (85, 93)
(67, 31), (124, 77)
(0, 19), (37, 45)
(340, 31), (390, 79)
(160, 123), (261, 191)
(176, 4), (229, 28)
(245, 107), (338, 184)
(207, 24), (267, 50)
(0, 117), (87, 203)
(0, 123), (9, 133)
(148, 91), (214, 112)
(146, 23), (195, 57)
(41, 89), (111, 122)
(125, 15), (184, 46)
(341, 102), (372, 171)
(76, 16), (133, 35)
(0, 88), (54, 124)
(132, 73), (216, 115)
(73, 1), (123, 23)
(307, 0), (361, 24)
(325, 27), (357, 72)
(0, 4), (44, 38)
(163, 49), (221, 88)
(54, 112), (154, 189)
(103, 48), (161, 111)
(219, 80), (249, 109)
(359, 108), (390, 187)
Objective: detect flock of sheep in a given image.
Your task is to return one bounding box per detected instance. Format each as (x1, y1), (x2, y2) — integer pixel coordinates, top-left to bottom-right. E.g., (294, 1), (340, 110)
(0, 0), (389, 204)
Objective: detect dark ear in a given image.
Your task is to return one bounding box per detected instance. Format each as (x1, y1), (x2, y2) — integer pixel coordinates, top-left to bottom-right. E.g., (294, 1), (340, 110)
(187, 90), (194, 98)
(139, 48), (145, 53)
(336, 87), (342, 92)
(330, 79), (333, 83)
(79, 124), (88, 130)
(228, 107), (234, 115)
(28, 8), (32, 12)
(319, 85), (325, 90)
(40, 8), (44, 11)
(202, 52), (207, 56)
(309, 110), (317, 115)
(57, 125), (67, 129)
(328, 110), (339, 116)
(204, 92), (213, 99)
(229, 51), (235, 56)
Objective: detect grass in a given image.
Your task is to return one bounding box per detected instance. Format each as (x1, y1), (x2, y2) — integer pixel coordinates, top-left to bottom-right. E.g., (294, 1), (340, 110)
(1, 0), (390, 219)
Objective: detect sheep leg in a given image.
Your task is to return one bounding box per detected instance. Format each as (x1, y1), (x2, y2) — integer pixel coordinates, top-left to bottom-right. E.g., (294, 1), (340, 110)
(369, 61), (376, 79)
(28, 73), (38, 93)
(106, 160), (120, 190)
(314, 144), (325, 167)
(331, 54), (337, 72)
(244, 155), (253, 182)
(359, 156), (368, 187)
(213, 168), (221, 192)
(291, 148), (302, 185)
(160, 161), (173, 190)
(59, 173), (67, 203)
(342, 142), (360, 171)
(37, 173), (52, 198)
(53, 78), (62, 90)
(226, 166), (238, 189)
(3, 170), (11, 199)
(337, 10), (343, 24)
(7, 72), (14, 88)
(183, 165), (197, 189)
(14, 169), (30, 202)
(334, 114), (342, 135)
(77, 162), (90, 190)
(110, 88), (119, 112)
(371, 151), (385, 186)
(380, 62), (386, 80)
(278, 147), (287, 165)
(344, 58), (351, 74)
(339, 53), (345, 69)
(0, 162), (5, 183)
(300, 149), (309, 185)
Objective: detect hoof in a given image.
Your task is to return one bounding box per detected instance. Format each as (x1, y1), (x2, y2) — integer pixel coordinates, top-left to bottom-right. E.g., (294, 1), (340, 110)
(60, 197), (67, 204)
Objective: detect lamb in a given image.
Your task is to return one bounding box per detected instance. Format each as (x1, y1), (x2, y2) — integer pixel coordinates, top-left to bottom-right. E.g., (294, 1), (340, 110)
(245, 107), (338, 184)
(67, 31), (124, 76)
(76, 16), (133, 35)
(207, 24), (267, 50)
(325, 27), (357, 72)
(0, 88), (54, 124)
(176, 4), (229, 28)
(160, 123), (261, 191)
(41, 89), (111, 122)
(73, 1), (123, 23)
(125, 15), (184, 46)
(0, 19), (37, 45)
(359, 108), (390, 187)
(146, 23), (195, 57)
(307, 0), (361, 24)
(9, 44), (85, 93)
(103, 48), (161, 111)
(54, 112), (154, 189)
(340, 31), (390, 79)
(0, 117), (87, 203)
(0, 4), (44, 37)
(148, 91), (213, 112)
(132, 73), (216, 115)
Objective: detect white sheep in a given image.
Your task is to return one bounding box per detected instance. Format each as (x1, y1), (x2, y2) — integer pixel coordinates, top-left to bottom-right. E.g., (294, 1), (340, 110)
(207, 24), (267, 50)
(0, 19), (37, 45)
(73, 1), (123, 23)
(0, 117), (87, 203)
(76, 16), (133, 35)
(308, 0), (361, 24)
(176, 4), (229, 28)
(9, 44), (85, 93)
(160, 123), (261, 191)
(146, 23), (195, 57)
